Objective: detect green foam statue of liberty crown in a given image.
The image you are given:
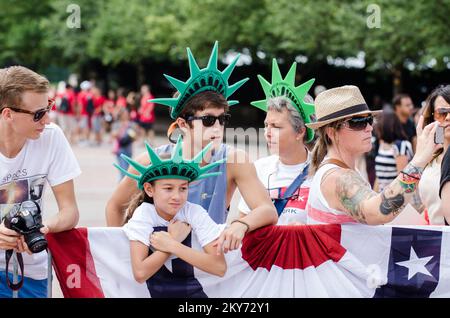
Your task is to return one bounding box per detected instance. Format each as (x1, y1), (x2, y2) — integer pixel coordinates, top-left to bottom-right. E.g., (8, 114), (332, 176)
(150, 41), (249, 119)
(251, 59), (316, 143)
(114, 136), (225, 190)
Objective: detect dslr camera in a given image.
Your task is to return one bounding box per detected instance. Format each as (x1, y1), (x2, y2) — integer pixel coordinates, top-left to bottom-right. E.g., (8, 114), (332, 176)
(3, 200), (48, 253)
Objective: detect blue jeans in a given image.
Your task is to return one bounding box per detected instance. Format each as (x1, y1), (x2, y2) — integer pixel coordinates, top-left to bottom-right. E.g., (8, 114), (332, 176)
(0, 271), (47, 298)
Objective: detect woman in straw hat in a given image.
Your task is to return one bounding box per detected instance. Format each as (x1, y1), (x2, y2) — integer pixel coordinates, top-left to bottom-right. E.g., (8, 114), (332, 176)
(306, 85), (442, 225)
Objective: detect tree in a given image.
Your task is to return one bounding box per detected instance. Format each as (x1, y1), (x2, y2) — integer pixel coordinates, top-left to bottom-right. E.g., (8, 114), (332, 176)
(41, 0), (104, 72)
(0, 0), (54, 69)
(359, 0), (432, 94)
(2, 0), (448, 95)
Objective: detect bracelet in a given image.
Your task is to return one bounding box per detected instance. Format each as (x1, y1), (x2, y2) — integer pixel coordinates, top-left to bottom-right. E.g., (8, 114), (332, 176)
(231, 220), (250, 233)
(401, 170), (421, 180)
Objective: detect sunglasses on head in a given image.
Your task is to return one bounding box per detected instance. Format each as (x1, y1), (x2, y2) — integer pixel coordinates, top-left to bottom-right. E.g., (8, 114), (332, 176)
(7, 99), (55, 122)
(185, 113), (231, 127)
(341, 115), (374, 131)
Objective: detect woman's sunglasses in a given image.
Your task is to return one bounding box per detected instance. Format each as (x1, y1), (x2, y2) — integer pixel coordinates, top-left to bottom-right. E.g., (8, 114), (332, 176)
(8, 99), (55, 122)
(434, 108), (450, 121)
(185, 113), (231, 127)
(341, 115), (374, 131)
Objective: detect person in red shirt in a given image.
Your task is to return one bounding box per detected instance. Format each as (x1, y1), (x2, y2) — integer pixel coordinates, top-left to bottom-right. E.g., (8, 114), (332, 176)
(103, 89), (117, 134)
(116, 88), (127, 109)
(138, 84), (155, 145)
(76, 81), (93, 145)
(91, 86), (106, 146)
(56, 83), (76, 143)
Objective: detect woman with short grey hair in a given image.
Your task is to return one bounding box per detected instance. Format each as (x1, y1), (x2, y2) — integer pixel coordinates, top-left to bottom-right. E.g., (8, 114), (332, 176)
(238, 60), (316, 224)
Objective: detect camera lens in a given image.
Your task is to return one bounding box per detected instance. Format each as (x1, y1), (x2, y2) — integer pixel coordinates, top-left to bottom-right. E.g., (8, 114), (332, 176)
(25, 231), (48, 253)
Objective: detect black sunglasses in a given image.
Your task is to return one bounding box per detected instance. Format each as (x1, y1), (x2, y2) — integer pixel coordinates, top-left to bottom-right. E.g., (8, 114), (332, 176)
(8, 99), (55, 122)
(185, 113), (231, 127)
(341, 115), (374, 131)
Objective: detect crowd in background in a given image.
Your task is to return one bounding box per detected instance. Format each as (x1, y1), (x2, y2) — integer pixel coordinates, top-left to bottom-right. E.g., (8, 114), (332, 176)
(48, 81), (159, 182)
(49, 81), (156, 148)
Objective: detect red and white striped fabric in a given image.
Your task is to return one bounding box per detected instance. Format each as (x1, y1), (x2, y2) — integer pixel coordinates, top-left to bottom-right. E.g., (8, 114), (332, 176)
(47, 224), (450, 298)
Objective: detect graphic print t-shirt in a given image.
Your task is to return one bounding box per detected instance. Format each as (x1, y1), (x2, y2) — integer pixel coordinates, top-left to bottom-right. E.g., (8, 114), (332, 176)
(0, 123), (81, 279)
(238, 154), (311, 225)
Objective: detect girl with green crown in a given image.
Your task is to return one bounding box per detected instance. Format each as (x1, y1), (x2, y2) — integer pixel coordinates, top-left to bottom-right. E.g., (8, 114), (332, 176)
(238, 59), (316, 225)
(116, 137), (227, 297)
(107, 42), (277, 255)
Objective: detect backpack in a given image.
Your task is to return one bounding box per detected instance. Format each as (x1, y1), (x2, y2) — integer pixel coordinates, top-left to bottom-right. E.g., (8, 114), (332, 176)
(59, 97), (70, 113)
(86, 97), (95, 115)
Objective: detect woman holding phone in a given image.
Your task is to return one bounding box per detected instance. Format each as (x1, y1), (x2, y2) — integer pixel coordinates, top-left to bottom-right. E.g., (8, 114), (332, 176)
(418, 85), (450, 225)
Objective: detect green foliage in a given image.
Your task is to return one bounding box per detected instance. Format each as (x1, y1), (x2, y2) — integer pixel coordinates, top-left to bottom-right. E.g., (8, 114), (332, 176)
(360, 0), (430, 72)
(40, 0), (103, 70)
(0, 0), (54, 68)
(0, 0), (448, 81)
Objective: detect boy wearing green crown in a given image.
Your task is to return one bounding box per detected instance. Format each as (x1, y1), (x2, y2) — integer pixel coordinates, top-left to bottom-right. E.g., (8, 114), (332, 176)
(117, 137), (226, 297)
(238, 59), (316, 225)
(106, 42), (277, 254)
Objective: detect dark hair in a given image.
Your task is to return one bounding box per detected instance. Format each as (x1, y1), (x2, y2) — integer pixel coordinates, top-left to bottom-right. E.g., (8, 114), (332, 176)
(166, 91), (229, 140)
(117, 87), (126, 97)
(423, 85), (450, 125)
(423, 84), (450, 159)
(375, 112), (407, 144)
(179, 91), (228, 119)
(392, 94), (410, 110)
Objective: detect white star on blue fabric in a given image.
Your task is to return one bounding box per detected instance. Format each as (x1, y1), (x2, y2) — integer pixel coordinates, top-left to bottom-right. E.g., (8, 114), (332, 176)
(395, 246), (434, 280)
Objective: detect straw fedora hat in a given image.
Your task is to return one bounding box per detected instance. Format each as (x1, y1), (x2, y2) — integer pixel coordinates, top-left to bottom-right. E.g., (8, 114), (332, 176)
(306, 85), (382, 130)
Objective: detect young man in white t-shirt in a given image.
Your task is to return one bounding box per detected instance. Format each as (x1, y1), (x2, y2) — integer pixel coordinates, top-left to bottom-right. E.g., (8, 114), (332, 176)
(0, 66), (81, 298)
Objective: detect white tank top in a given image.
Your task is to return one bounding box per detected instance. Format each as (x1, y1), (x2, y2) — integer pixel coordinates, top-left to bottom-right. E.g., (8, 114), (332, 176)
(306, 163), (358, 225)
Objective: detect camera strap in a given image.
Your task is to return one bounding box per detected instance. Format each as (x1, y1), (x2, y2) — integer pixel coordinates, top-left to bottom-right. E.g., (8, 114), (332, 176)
(5, 249), (25, 291)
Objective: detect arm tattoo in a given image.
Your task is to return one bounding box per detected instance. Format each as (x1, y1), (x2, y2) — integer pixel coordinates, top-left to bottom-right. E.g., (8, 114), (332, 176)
(380, 188), (405, 215)
(336, 170), (377, 224)
(402, 163), (424, 176)
(379, 162), (422, 216)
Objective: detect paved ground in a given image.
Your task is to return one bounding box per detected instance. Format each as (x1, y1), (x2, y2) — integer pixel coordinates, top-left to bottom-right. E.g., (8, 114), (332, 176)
(43, 131), (265, 297)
